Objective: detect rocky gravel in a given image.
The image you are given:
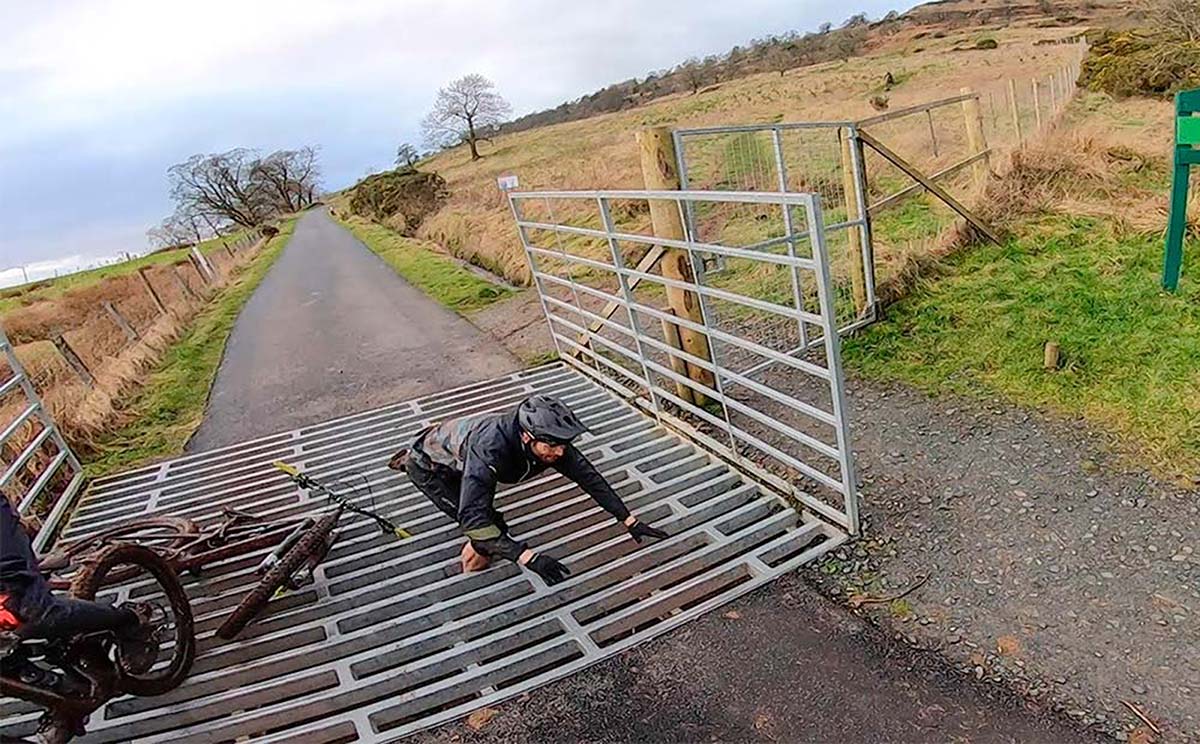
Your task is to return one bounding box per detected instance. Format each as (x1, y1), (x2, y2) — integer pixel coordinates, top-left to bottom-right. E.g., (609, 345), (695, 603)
(804, 377), (1200, 742)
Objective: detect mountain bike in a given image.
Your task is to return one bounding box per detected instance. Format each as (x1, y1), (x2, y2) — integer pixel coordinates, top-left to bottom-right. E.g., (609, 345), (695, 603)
(0, 544), (196, 743)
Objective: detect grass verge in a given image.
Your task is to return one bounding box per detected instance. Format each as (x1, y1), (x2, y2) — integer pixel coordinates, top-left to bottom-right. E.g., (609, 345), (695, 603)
(336, 214), (513, 313)
(843, 213), (1200, 478)
(83, 220), (297, 477)
(0, 230), (253, 314)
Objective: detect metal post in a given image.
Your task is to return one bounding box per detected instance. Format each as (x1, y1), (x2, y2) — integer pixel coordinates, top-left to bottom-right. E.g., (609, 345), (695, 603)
(845, 126), (876, 319)
(839, 127), (868, 317)
(508, 196), (565, 359)
(771, 128), (810, 351)
(598, 197), (660, 419)
(805, 195), (859, 533)
(925, 109), (939, 157)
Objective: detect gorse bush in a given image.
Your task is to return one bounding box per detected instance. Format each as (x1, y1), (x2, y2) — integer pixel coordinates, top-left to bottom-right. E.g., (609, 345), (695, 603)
(1080, 29), (1200, 98)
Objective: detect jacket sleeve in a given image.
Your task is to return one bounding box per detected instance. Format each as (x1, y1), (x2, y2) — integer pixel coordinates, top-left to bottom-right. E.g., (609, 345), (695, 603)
(457, 445), (527, 563)
(555, 444), (631, 522)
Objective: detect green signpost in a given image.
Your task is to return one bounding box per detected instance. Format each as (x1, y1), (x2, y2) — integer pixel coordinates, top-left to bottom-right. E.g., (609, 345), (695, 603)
(1163, 88), (1200, 291)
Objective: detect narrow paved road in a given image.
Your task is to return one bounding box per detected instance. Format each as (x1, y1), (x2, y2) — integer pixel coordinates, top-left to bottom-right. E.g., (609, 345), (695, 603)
(187, 208), (520, 451)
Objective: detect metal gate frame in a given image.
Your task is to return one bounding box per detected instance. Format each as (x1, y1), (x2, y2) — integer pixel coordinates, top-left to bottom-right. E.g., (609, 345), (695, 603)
(0, 325), (84, 551)
(509, 188), (859, 533)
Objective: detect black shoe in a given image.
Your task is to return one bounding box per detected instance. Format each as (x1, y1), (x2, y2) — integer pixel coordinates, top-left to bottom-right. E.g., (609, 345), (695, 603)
(116, 602), (165, 675)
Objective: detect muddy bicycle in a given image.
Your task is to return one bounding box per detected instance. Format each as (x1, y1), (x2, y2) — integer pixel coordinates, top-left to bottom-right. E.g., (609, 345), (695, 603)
(1, 544), (196, 743)
(39, 462), (409, 641)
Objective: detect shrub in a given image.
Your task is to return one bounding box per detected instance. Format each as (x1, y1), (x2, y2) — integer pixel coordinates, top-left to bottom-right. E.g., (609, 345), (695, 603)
(975, 38), (999, 49)
(347, 169), (449, 234)
(1080, 29), (1200, 98)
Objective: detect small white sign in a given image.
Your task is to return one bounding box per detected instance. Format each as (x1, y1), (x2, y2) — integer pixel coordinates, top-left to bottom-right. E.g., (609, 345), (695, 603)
(496, 175), (519, 192)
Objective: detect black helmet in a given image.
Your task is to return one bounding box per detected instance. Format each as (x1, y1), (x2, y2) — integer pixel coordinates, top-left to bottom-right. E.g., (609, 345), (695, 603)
(517, 395), (588, 444)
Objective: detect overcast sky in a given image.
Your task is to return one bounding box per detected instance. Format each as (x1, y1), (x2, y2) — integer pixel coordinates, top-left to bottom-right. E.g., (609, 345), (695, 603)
(0, 0), (914, 286)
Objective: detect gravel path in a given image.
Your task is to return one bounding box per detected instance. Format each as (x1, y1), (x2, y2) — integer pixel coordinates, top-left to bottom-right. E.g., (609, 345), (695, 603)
(187, 208), (520, 451)
(805, 378), (1199, 742)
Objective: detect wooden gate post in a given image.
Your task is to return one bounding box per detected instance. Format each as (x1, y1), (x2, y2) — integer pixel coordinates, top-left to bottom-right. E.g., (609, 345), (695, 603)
(839, 127), (868, 316)
(636, 126), (714, 405)
(135, 267), (168, 315)
(102, 301), (139, 341)
(52, 334), (94, 388)
(959, 88), (990, 188)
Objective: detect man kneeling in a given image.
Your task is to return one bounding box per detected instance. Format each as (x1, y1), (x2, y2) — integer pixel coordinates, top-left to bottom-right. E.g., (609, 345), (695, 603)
(389, 395), (667, 584)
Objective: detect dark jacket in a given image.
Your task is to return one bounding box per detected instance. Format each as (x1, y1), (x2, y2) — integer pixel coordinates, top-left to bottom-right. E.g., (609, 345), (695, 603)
(414, 407), (630, 561)
(0, 497), (51, 619)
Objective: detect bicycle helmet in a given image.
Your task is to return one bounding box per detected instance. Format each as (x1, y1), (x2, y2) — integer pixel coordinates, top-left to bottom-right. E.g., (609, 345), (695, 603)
(517, 395), (588, 444)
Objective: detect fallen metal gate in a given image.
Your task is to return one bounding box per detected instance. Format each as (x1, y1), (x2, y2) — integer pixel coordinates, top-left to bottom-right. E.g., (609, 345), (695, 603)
(0, 324), (84, 551)
(0, 364), (845, 742)
(509, 188), (859, 533)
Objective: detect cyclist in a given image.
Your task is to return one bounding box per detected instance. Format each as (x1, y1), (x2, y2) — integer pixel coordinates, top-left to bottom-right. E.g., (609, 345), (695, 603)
(0, 497), (160, 675)
(389, 394), (667, 584)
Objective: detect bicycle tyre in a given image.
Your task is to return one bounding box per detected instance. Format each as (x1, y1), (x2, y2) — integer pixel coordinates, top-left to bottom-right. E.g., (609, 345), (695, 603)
(216, 510), (339, 640)
(47, 517), (200, 589)
(70, 543), (196, 697)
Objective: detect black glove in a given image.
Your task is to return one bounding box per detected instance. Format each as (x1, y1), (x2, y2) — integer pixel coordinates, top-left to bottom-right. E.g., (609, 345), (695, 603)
(626, 519), (668, 544)
(525, 553), (570, 585)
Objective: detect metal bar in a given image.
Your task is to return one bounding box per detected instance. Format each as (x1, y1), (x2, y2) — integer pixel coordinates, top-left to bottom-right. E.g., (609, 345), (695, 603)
(846, 126), (878, 317)
(0, 425), (54, 489)
(866, 149), (992, 213)
(508, 196), (565, 361)
(30, 472), (84, 552)
(673, 121), (853, 136)
(511, 188), (817, 206)
(525, 246), (826, 326)
(0, 402), (38, 448)
(597, 197), (661, 419)
(855, 92), (976, 127)
(0, 372), (26, 398)
(771, 127), (810, 350)
(16, 449), (69, 513)
(806, 196), (859, 532)
(518, 219), (819, 270)
(926, 109), (939, 157)
(858, 131), (1002, 245)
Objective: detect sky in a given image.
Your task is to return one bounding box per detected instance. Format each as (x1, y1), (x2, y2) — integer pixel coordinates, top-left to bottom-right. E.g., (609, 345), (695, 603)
(0, 0), (914, 287)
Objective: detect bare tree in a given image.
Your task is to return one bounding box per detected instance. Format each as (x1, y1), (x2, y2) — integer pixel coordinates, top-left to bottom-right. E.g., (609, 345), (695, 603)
(1143, 0), (1200, 41)
(421, 74), (512, 161)
(678, 58), (706, 94)
(253, 147), (321, 213)
(395, 143), (420, 169)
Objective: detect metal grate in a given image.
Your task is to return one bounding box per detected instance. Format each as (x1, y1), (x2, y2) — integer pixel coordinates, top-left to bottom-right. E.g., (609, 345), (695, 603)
(0, 363), (844, 742)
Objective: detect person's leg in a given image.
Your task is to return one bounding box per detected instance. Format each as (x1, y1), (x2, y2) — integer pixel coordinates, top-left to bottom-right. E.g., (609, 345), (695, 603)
(404, 457), (461, 522)
(19, 595), (139, 641)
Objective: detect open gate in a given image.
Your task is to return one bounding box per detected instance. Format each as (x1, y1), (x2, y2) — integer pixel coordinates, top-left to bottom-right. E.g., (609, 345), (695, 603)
(509, 188), (859, 533)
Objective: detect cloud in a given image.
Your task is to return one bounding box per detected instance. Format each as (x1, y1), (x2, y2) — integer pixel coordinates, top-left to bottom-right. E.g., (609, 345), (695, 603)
(2, 0), (913, 268)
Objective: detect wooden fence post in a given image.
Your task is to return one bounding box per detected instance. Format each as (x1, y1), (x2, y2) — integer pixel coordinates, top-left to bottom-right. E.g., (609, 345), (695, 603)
(170, 264), (201, 303)
(1032, 79), (1043, 130)
(102, 301), (139, 341)
(839, 128), (868, 316)
(135, 267), (168, 315)
(189, 247), (215, 283)
(960, 88), (989, 187)
(636, 126), (714, 405)
(188, 253), (213, 285)
(1007, 79), (1023, 147)
(52, 334), (94, 388)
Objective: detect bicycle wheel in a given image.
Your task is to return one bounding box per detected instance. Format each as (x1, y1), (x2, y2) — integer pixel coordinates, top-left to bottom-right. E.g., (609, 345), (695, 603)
(71, 544), (196, 697)
(216, 510), (339, 640)
(46, 517), (199, 589)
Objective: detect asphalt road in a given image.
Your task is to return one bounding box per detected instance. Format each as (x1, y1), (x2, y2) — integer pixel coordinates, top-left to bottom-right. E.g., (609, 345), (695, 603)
(186, 208), (520, 451)
(427, 574), (1100, 744)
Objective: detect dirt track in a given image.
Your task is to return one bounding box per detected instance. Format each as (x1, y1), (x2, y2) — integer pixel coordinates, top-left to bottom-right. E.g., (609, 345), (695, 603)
(186, 208), (520, 451)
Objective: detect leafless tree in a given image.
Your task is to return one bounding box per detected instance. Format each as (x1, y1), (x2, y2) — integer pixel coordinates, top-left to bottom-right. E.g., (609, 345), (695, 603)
(421, 74), (512, 161)
(395, 143), (420, 169)
(253, 146), (320, 213)
(1143, 0), (1200, 41)
(678, 58), (706, 94)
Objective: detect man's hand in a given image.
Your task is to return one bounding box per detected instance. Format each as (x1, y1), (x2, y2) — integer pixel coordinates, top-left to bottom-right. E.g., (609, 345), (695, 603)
(520, 550), (570, 585)
(623, 516), (668, 544)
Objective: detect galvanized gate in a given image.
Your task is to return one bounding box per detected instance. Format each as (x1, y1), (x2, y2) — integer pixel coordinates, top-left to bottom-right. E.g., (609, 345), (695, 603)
(509, 188), (859, 533)
(0, 325), (84, 551)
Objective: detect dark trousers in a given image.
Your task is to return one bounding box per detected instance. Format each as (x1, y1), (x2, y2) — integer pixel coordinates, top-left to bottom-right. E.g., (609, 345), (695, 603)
(17, 595), (138, 641)
(404, 453), (509, 534)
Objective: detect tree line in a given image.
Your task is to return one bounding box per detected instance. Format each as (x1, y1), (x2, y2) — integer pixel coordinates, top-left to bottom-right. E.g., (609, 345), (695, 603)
(148, 146), (321, 248)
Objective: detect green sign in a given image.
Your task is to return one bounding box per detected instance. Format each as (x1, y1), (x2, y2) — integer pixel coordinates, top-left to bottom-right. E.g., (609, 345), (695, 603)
(1164, 88), (1200, 291)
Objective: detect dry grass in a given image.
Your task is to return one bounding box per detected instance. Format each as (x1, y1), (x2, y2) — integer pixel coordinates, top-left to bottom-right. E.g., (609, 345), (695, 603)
(415, 22), (1090, 286)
